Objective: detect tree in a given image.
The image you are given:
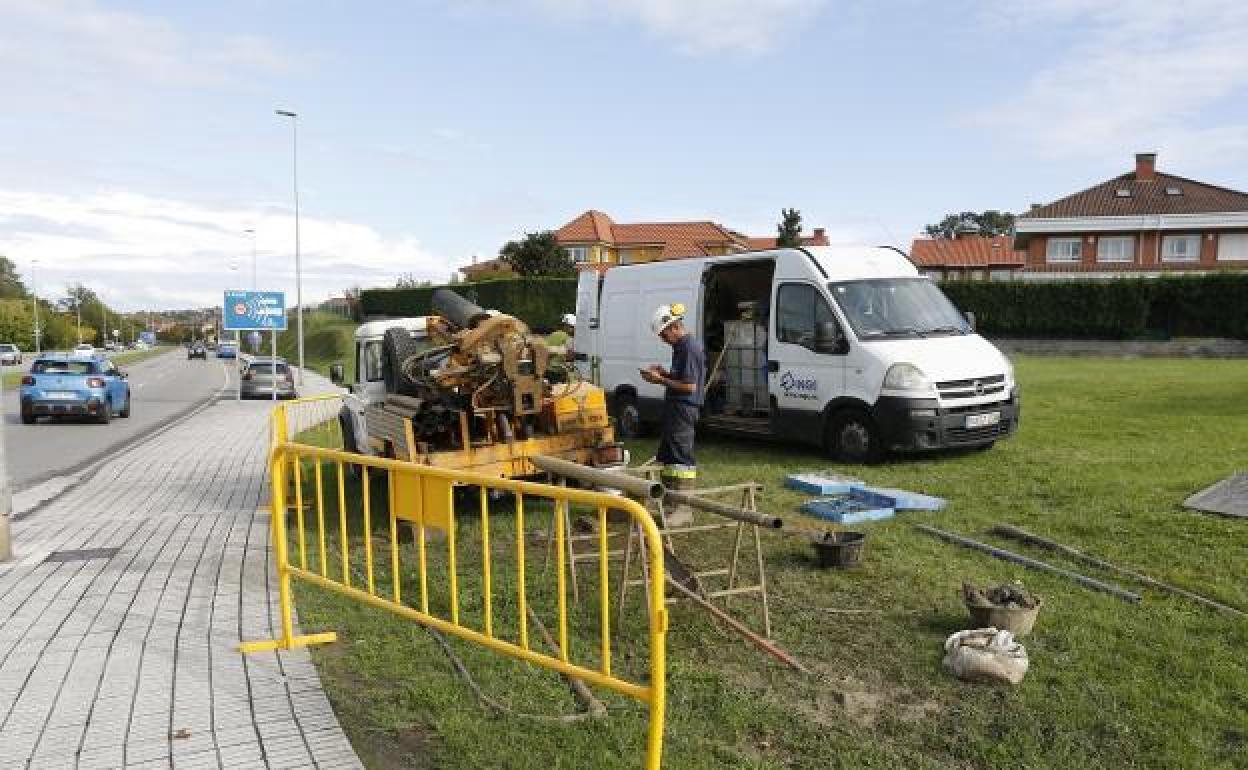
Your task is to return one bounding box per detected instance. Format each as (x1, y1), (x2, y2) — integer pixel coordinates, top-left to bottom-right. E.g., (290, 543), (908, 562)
(499, 231), (575, 277)
(776, 208), (803, 248)
(395, 273), (433, 289)
(0, 257), (28, 300)
(924, 210), (1016, 239)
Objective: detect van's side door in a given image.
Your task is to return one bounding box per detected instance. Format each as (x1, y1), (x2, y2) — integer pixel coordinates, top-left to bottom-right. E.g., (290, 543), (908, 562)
(769, 282), (848, 444)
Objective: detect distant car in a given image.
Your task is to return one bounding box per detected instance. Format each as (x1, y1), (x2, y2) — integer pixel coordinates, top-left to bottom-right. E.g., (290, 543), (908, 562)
(0, 344), (22, 365)
(73, 343), (94, 355)
(241, 357), (297, 400)
(104, 341), (118, 352)
(188, 342), (207, 360)
(20, 353), (131, 424)
(216, 341), (237, 359)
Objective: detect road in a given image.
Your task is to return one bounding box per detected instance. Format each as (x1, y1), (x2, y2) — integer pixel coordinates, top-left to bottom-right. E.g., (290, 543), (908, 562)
(2, 349), (238, 490)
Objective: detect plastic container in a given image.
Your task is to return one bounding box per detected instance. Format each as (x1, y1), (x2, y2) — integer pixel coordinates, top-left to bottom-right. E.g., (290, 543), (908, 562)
(811, 531), (867, 568)
(965, 597), (1043, 637)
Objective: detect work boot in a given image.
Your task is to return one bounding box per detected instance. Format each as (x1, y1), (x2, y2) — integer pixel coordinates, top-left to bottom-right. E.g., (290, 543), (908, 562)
(661, 465), (697, 528)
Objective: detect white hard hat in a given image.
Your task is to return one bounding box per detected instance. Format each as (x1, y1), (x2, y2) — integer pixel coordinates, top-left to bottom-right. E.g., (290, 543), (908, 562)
(561, 313), (576, 327)
(650, 303), (686, 336)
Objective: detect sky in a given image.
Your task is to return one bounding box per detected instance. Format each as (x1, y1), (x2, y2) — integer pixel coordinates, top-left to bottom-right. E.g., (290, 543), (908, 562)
(3, 0), (1248, 311)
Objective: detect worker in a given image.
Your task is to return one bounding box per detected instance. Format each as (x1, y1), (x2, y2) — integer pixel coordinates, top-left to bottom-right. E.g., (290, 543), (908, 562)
(640, 303), (705, 527)
(546, 313), (576, 382)
(546, 313), (576, 352)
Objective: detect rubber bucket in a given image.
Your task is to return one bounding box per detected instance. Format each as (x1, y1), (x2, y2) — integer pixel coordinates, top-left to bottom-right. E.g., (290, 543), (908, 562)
(965, 597), (1044, 637)
(811, 531), (866, 568)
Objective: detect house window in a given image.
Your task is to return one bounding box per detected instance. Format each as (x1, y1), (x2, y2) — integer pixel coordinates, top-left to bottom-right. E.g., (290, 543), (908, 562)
(1046, 237), (1082, 262)
(1162, 235), (1201, 262)
(1097, 236), (1135, 263)
(565, 246), (589, 263)
(1217, 233), (1248, 261)
(990, 269), (1015, 281)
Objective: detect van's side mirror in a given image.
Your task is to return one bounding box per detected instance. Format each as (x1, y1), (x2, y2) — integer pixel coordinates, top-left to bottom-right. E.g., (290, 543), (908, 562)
(329, 363), (345, 385)
(964, 311), (977, 331)
(814, 321), (847, 354)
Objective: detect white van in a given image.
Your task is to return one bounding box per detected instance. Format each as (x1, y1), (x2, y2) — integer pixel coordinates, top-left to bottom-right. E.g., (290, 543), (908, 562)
(575, 246), (1019, 461)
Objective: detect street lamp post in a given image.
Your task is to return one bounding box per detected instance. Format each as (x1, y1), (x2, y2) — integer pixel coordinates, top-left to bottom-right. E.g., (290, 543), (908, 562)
(30, 260), (40, 354)
(275, 108), (304, 384)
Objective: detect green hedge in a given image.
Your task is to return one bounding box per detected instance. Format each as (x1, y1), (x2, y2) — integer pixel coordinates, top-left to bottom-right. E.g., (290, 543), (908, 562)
(361, 278), (577, 330)
(941, 273), (1248, 339)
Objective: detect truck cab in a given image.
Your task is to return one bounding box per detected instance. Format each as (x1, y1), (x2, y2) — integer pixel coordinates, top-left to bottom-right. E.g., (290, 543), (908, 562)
(577, 246), (1020, 462)
(336, 317), (432, 454)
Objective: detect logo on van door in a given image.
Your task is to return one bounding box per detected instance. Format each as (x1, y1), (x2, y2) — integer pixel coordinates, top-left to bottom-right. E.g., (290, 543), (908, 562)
(779, 370), (818, 400)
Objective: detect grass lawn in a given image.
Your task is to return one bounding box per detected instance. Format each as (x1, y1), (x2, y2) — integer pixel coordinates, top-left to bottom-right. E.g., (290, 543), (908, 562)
(287, 356), (1248, 770)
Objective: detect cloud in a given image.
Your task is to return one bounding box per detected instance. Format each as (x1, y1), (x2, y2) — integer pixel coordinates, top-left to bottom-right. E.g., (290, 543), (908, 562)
(970, 0), (1248, 162)
(535, 0), (827, 54)
(0, 0), (298, 109)
(0, 189), (452, 310)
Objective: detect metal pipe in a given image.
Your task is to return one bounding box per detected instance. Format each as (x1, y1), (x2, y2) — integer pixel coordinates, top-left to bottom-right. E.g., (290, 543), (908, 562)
(432, 288), (492, 330)
(990, 524), (1246, 618)
(530, 455), (663, 500)
(662, 490), (783, 529)
(913, 524), (1141, 603)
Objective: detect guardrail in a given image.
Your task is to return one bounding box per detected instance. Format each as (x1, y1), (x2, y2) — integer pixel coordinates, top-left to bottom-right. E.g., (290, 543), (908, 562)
(246, 396), (670, 769)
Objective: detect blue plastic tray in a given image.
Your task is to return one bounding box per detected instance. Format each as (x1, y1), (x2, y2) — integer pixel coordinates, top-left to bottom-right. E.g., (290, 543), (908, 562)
(785, 472), (861, 496)
(853, 485), (947, 512)
(800, 488), (896, 524)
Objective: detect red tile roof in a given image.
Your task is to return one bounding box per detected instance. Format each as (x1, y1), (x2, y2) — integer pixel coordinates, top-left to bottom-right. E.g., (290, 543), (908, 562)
(1021, 170), (1248, 219)
(556, 211), (746, 258)
(909, 235), (1025, 268)
(556, 210), (832, 260)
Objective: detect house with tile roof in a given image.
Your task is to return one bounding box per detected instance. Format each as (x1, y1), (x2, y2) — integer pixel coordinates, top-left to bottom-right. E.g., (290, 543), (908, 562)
(1014, 152), (1248, 278)
(553, 209), (830, 268)
(908, 234), (1026, 281)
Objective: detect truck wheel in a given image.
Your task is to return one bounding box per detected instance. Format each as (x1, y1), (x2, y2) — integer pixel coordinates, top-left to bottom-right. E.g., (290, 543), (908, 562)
(614, 394), (643, 439)
(826, 408), (882, 464)
(382, 327), (422, 396)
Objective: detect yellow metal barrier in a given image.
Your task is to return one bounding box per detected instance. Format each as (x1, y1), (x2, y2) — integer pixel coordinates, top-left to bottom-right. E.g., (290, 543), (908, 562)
(243, 399), (670, 769)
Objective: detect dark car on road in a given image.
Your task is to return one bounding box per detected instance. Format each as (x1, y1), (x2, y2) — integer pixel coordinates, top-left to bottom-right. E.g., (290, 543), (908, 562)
(20, 353), (132, 424)
(241, 357), (297, 400)
(216, 340), (237, 359)
(188, 342), (207, 360)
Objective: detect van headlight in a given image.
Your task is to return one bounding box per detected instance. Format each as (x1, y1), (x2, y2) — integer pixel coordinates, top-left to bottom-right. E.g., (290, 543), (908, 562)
(883, 363), (935, 394)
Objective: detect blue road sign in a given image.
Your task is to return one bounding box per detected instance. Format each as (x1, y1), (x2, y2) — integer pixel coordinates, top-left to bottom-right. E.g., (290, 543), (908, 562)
(223, 290), (288, 331)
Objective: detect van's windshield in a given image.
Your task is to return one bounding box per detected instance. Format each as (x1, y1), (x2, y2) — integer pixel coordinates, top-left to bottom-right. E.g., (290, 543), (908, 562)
(829, 278), (970, 339)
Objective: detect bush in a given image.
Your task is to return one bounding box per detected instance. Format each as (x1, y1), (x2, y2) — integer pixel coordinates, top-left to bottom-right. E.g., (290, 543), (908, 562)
(361, 278), (577, 330)
(941, 273), (1248, 339)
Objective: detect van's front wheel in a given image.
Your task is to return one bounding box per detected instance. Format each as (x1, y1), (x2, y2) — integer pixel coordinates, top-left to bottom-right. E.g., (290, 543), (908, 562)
(826, 408), (883, 464)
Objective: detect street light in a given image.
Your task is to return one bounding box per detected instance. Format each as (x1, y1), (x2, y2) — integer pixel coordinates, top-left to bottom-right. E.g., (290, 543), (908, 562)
(30, 259), (40, 354)
(243, 227), (258, 289)
(275, 108), (304, 384)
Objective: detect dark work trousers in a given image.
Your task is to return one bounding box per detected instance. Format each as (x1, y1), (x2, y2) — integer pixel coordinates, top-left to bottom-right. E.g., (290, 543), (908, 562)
(656, 400), (699, 468)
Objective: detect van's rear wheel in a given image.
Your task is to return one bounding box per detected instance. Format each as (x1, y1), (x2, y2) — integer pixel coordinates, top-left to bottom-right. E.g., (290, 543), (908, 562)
(827, 408), (883, 464)
(614, 394), (643, 439)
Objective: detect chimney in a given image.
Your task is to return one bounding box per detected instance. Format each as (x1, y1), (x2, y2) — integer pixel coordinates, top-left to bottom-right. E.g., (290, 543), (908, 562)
(1135, 152), (1157, 181)
(812, 227), (826, 243)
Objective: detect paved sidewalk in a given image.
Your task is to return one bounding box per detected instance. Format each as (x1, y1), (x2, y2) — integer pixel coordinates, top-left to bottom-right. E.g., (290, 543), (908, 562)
(0, 384), (364, 769)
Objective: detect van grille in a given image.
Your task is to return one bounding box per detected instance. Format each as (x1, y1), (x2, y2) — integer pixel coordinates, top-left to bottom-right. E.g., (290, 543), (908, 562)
(946, 422), (1010, 444)
(936, 374), (1006, 400)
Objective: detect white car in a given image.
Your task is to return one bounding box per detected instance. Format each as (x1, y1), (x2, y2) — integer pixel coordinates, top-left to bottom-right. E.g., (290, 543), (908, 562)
(73, 343), (95, 355)
(0, 344), (22, 365)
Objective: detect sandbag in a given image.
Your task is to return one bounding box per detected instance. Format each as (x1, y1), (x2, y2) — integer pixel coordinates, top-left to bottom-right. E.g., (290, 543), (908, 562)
(942, 627), (1029, 685)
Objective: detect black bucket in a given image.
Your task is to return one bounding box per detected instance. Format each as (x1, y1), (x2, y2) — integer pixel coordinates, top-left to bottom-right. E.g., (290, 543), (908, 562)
(811, 531), (867, 569)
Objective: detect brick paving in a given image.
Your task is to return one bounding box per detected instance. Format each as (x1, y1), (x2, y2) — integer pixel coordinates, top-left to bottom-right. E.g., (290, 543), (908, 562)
(0, 387), (364, 769)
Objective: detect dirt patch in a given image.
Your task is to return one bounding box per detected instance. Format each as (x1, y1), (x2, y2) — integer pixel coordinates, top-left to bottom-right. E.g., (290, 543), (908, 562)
(807, 663), (943, 728)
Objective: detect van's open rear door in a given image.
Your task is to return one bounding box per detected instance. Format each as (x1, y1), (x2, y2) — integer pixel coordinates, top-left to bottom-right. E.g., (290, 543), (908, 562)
(575, 270), (601, 384)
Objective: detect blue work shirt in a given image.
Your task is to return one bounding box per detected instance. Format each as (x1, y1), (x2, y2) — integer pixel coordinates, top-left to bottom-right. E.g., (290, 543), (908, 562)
(666, 333), (706, 407)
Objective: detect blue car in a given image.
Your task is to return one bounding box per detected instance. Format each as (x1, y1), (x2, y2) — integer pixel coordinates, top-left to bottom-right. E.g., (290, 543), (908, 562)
(20, 353), (132, 424)
(216, 341), (237, 359)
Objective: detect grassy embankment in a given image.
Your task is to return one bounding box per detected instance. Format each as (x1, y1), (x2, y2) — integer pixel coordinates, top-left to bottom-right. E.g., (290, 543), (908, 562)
(283, 356), (1248, 770)
(274, 312), (357, 383)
